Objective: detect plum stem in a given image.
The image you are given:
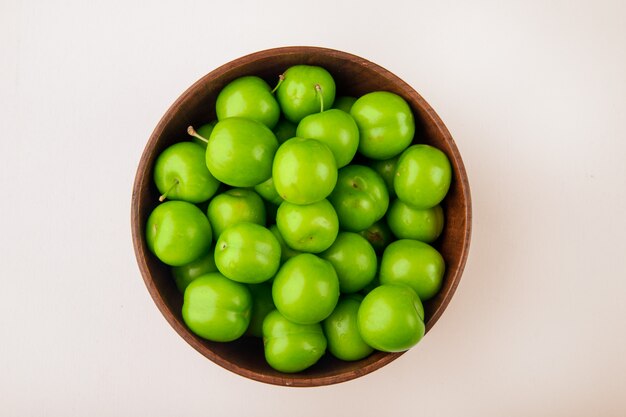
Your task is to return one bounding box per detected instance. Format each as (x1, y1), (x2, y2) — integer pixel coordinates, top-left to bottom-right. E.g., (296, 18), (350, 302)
(187, 126), (208, 143)
(315, 84), (324, 112)
(159, 179), (179, 202)
(271, 74), (285, 94)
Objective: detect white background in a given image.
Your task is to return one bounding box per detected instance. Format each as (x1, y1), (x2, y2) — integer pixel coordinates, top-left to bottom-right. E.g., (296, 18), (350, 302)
(1, 0), (625, 415)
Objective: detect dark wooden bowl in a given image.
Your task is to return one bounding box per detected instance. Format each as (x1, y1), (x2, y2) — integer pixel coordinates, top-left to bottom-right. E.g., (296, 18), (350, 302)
(131, 46), (471, 387)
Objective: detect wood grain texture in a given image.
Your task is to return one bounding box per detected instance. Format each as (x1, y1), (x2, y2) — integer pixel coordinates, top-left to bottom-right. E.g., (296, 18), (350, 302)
(131, 46), (472, 387)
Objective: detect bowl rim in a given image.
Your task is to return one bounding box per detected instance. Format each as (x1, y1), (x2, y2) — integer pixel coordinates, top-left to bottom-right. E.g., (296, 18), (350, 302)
(131, 45), (472, 387)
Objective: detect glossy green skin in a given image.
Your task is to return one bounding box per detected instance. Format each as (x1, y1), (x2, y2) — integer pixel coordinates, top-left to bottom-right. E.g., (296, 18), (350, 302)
(146, 201), (212, 266)
(272, 254), (339, 324)
(269, 225), (302, 263)
(216, 76), (280, 129)
(272, 138), (337, 205)
(332, 96), (357, 113)
(207, 188), (266, 240)
(214, 223), (281, 284)
(296, 109), (359, 168)
(247, 282), (275, 337)
(379, 239), (445, 300)
(276, 200), (339, 253)
(263, 309), (327, 373)
(357, 284), (425, 352)
(394, 144), (452, 209)
(358, 221), (395, 254)
(387, 201), (444, 243)
(329, 165), (389, 232)
(253, 177), (284, 206)
(371, 156), (399, 198)
(193, 121), (217, 148)
(182, 273), (251, 342)
(171, 250), (217, 292)
(276, 65), (336, 123)
(320, 232), (377, 293)
(323, 295), (374, 361)
(273, 118), (297, 144)
(206, 118), (278, 187)
(154, 142), (220, 203)
(351, 91), (415, 160)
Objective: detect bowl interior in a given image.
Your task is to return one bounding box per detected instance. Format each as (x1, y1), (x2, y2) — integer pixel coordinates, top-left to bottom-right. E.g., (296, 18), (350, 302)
(131, 47), (471, 387)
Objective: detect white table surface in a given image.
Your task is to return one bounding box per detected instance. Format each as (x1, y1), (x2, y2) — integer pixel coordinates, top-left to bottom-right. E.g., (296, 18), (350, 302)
(2, 0), (625, 415)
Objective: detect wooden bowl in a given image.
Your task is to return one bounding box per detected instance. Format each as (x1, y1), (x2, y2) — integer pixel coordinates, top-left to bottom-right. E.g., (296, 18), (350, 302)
(131, 46), (471, 387)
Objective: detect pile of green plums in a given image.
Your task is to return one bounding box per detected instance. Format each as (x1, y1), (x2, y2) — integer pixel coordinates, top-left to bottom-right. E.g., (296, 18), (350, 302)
(145, 64), (452, 373)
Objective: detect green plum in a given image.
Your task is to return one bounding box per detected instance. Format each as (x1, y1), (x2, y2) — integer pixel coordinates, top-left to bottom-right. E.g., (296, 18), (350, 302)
(146, 201), (212, 266)
(379, 239), (445, 300)
(188, 121), (217, 148)
(214, 222), (281, 284)
(216, 76), (280, 129)
(276, 200), (339, 253)
(171, 250), (217, 292)
(273, 117), (297, 144)
(153, 142), (220, 203)
(269, 225), (302, 263)
(332, 96), (357, 113)
(253, 177), (284, 206)
(394, 144), (452, 209)
(358, 221), (395, 253)
(272, 137), (337, 205)
(387, 200), (444, 242)
(247, 282), (275, 337)
(276, 65), (336, 123)
(371, 156), (399, 198)
(351, 91), (415, 159)
(320, 232), (377, 293)
(262, 309), (327, 373)
(182, 272), (251, 342)
(207, 188), (266, 240)
(296, 109), (359, 168)
(357, 284), (425, 352)
(329, 165), (389, 232)
(206, 118), (278, 187)
(272, 254), (339, 324)
(323, 295), (374, 361)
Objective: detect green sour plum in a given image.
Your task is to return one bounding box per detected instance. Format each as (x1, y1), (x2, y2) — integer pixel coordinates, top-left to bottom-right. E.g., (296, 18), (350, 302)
(182, 273), (252, 342)
(379, 239), (445, 301)
(146, 201), (212, 266)
(263, 310), (327, 373)
(387, 201), (444, 243)
(394, 144), (452, 209)
(272, 254), (339, 324)
(276, 65), (336, 123)
(207, 188), (266, 240)
(357, 284), (425, 352)
(321, 232), (377, 293)
(276, 200), (339, 253)
(350, 91), (414, 160)
(214, 223), (281, 284)
(206, 118), (278, 187)
(272, 137), (337, 205)
(323, 295), (374, 361)
(329, 165), (389, 232)
(216, 76), (280, 129)
(296, 109), (359, 168)
(154, 142), (220, 203)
